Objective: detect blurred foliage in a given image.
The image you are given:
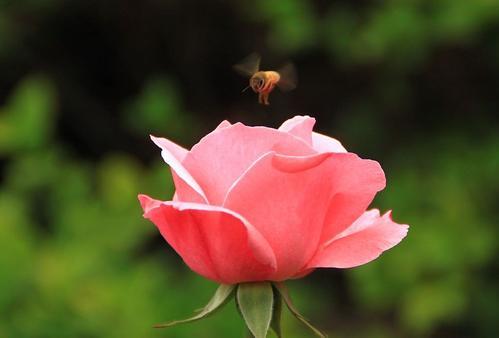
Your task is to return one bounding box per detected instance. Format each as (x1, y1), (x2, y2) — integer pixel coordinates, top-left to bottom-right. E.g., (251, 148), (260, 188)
(0, 76), (56, 153)
(351, 135), (499, 337)
(123, 76), (198, 142)
(0, 0), (498, 337)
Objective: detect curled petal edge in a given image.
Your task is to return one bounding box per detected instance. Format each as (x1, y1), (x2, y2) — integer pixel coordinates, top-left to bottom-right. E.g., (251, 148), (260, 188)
(312, 132), (347, 153)
(307, 210), (409, 269)
(150, 135), (208, 203)
(278, 115), (316, 145)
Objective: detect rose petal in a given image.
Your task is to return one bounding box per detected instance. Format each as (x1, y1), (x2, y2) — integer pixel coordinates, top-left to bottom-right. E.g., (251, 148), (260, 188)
(318, 157), (385, 243)
(331, 208), (380, 239)
(151, 136), (207, 203)
(224, 151), (377, 280)
(271, 152), (332, 173)
(307, 210), (409, 268)
(182, 123), (314, 205)
(215, 120), (232, 130)
(278, 115), (316, 145)
(312, 132), (347, 153)
(138, 194), (277, 284)
(151, 135), (188, 161)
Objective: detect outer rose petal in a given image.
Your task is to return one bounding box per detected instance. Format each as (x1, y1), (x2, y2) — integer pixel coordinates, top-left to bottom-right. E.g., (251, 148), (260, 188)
(278, 115), (316, 145)
(318, 157), (385, 243)
(307, 210), (409, 269)
(182, 123), (315, 205)
(138, 194), (277, 284)
(312, 132), (347, 153)
(151, 135), (188, 161)
(151, 136), (207, 203)
(224, 151), (379, 280)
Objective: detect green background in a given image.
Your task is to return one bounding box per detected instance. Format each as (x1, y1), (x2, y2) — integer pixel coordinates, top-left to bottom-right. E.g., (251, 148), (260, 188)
(0, 1), (498, 337)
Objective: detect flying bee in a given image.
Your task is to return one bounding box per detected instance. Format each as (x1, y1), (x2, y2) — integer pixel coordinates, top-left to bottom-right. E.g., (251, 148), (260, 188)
(233, 53), (297, 105)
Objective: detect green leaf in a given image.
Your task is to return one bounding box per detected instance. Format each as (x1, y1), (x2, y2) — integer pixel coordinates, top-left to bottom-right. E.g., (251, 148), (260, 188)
(154, 284), (235, 328)
(237, 282), (274, 338)
(270, 285), (283, 338)
(274, 282), (327, 338)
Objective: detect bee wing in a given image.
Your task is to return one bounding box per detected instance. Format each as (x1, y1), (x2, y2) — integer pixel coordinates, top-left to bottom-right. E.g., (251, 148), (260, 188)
(233, 53), (261, 77)
(277, 62), (297, 92)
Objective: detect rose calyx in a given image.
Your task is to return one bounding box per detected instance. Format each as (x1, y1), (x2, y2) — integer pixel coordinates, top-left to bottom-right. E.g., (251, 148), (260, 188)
(154, 282), (326, 338)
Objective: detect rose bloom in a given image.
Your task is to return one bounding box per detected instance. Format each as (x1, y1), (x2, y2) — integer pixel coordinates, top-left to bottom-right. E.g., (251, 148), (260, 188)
(139, 116), (408, 284)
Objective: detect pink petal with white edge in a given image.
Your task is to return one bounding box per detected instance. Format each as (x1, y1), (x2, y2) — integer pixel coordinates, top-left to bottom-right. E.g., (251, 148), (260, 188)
(224, 151), (381, 280)
(278, 115), (316, 145)
(138, 194), (277, 284)
(151, 135), (189, 161)
(182, 123), (315, 205)
(307, 210), (409, 269)
(150, 136), (207, 203)
(312, 132), (347, 153)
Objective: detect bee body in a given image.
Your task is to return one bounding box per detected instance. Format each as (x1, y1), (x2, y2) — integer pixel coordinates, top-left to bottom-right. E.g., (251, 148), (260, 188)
(250, 71), (281, 105)
(234, 53), (296, 105)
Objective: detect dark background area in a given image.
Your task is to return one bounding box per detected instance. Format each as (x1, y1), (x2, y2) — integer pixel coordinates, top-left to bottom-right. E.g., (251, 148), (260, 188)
(1, 1), (498, 337)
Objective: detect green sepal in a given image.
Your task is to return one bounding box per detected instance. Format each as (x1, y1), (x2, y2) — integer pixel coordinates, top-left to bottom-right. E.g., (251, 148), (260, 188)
(270, 285), (283, 338)
(236, 282), (274, 338)
(154, 284), (235, 328)
(274, 282), (327, 338)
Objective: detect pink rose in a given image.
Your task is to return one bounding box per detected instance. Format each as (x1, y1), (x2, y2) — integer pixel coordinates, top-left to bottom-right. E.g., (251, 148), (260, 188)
(139, 116), (408, 284)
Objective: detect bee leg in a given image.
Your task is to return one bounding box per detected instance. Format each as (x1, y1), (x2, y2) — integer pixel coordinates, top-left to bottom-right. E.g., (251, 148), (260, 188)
(264, 92), (270, 105)
(258, 92), (263, 104)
